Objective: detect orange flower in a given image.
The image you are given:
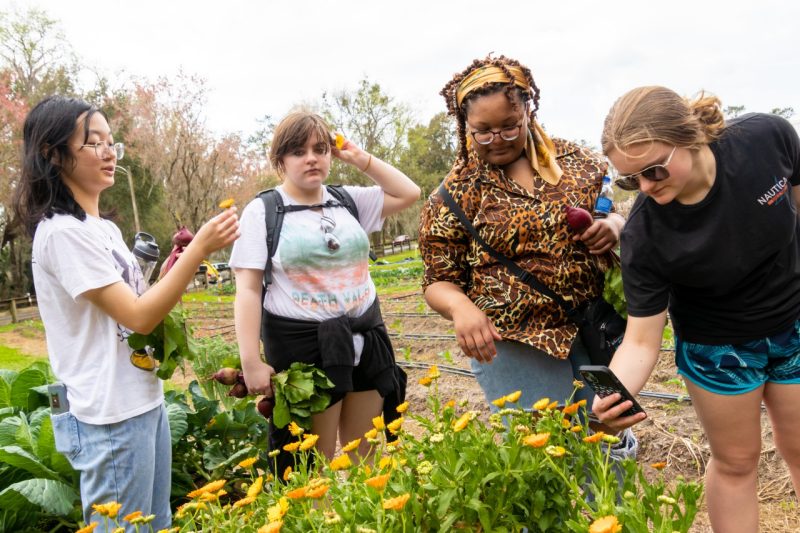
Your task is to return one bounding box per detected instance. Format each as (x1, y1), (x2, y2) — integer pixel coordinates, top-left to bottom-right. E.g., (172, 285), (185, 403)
(382, 493), (411, 511)
(232, 496), (256, 509)
(306, 485), (329, 499)
(299, 434), (319, 451)
(218, 198), (235, 209)
(91, 502), (122, 518)
(570, 426), (583, 433)
(562, 399), (587, 416)
(589, 515), (622, 533)
(287, 421), (304, 437)
(286, 486), (308, 499)
(342, 438), (361, 452)
(282, 466), (292, 481)
(247, 476), (264, 498)
(258, 521), (283, 533)
(329, 454), (352, 471)
(76, 524), (98, 533)
(238, 456), (258, 468)
(395, 401), (409, 413)
(444, 399), (456, 409)
(387, 417), (404, 435)
(452, 412), (471, 432)
(583, 432), (606, 444)
(650, 461), (667, 470)
(283, 441), (301, 452)
(124, 511), (143, 522)
(365, 473), (391, 492)
(187, 479), (226, 499)
(547, 401), (559, 410)
(419, 376), (433, 387)
(522, 432), (550, 448)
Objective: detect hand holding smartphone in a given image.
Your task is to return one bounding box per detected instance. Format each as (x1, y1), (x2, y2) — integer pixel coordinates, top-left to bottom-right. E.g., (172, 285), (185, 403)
(578, 365), (645, 418)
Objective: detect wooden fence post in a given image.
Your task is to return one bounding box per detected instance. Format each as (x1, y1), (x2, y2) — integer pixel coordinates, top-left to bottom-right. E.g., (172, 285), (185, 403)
(10, 299), (18, 323)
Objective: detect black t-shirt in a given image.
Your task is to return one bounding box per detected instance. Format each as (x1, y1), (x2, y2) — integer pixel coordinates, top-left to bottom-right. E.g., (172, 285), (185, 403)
(621, 113), (800, 344)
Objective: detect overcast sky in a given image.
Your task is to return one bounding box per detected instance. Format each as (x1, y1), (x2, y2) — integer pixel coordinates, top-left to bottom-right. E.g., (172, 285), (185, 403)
(4, 0), (799, 148)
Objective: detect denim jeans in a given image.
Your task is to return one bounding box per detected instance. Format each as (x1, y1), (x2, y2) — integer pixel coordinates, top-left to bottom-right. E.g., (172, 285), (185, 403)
(51, 404), (172, 532)
(471, 337), (595, 412)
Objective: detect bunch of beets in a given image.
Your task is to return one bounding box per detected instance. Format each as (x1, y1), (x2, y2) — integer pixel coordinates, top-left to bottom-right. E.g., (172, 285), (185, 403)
(211, 367), (274, 418)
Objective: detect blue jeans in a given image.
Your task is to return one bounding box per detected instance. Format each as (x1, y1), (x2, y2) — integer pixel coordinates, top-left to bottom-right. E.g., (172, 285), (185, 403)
(51, 404), (172, 532)
(471, 337), (595, 412)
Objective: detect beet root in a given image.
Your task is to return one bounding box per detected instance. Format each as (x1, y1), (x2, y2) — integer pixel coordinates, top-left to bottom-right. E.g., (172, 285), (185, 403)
(257, 396), (275, 418)
(212, 367), (241, 386)
(228, 381), (248, 398)
(564, 206), (593, 232)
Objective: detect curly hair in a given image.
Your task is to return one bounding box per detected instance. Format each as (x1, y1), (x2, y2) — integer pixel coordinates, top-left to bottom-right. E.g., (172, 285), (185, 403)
(601, 86), (726, 157)
(440, 54), (541, 170)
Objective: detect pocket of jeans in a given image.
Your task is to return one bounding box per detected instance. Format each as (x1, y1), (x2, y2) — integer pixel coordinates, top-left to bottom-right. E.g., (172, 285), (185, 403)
(50, 412), (81, 459)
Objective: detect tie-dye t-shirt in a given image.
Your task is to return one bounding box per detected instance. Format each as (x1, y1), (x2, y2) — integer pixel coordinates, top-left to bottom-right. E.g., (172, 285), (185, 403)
(230, 185), (385, 320)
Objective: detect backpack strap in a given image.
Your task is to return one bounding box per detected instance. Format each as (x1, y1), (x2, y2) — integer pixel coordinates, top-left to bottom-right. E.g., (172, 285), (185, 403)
(326, 185), (377, 261)
(257, 188), (285, 287)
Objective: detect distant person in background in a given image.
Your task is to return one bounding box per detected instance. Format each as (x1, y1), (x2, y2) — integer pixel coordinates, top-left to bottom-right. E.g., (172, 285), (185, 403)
(12, 95), (239, 531)
(418, 54), (634, 456)
(593, 86), (800, 532)
(230, 111), (419, 472)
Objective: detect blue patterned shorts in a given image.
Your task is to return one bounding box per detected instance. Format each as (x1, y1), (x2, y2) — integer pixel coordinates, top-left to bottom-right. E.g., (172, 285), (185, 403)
(675, 320), (800, 395)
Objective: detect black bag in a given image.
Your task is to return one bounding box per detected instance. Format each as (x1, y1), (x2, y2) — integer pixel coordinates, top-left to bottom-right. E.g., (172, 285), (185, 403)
(438, 184), (626, 365)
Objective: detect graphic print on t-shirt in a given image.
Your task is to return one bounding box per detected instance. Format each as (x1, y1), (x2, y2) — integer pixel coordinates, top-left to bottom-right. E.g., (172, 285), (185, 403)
(756, 176), (790, 206)
(278, 212), (371, 314)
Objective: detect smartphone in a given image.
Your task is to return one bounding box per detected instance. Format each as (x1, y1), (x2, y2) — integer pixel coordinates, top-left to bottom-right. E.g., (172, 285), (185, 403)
(47, 382), (70, 415)
(578, 365), (645, 418)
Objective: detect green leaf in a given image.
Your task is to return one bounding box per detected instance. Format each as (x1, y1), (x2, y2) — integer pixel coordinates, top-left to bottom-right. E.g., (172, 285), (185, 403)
(0, 446), (59, 479)
(9, 367), (48, 412)
(0, 416), (21, 447)
(0, 477), (79, 516)
(272, 390), (290, 428)
(166, 402), (188, 446)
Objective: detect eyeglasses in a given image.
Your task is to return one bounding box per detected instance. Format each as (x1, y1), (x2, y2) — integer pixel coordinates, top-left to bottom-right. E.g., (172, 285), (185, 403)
(615, 146), (677, 191)
(320, 214), (340, 252)
(469, 123), (524, 145)
(79, 141), (125, 160)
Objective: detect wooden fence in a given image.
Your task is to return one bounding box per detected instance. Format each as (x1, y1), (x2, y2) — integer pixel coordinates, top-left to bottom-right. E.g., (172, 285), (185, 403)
(0, 294), (39, 325)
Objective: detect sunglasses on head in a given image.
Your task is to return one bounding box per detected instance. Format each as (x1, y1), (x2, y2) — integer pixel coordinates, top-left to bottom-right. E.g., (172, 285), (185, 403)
(614, 146), (677, 191)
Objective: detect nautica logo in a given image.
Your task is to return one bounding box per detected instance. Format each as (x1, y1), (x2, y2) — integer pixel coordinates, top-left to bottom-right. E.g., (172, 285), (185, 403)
(757, 177), (789, 206)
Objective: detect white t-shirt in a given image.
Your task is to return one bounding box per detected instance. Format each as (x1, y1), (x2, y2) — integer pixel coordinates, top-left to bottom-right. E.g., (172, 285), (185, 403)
(229, 185), (385, 321)
(32, 214), (163, 424)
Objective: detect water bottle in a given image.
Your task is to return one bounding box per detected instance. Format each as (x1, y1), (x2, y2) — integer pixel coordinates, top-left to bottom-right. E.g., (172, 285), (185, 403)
(593, 175), (614, 218)
(132, 232), (160, 287)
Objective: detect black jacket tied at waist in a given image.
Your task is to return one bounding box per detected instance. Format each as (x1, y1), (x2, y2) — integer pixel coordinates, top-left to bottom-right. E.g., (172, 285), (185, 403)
(262, 297), (406, 419)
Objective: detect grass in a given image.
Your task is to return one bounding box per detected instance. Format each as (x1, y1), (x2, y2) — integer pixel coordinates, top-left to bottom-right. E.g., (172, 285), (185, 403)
(0, 345), (47, 372)
(182, 292), (235, 304)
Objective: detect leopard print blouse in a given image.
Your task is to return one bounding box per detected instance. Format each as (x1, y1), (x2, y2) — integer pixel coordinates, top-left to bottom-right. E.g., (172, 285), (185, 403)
(419, 138), (609, 359)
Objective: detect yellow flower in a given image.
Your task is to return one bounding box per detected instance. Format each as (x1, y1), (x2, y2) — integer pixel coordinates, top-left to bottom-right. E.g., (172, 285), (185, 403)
(200, 492), (220, 502)
(382, 493), (411, 511)
(342, 438), (361, 452)
(547, 401), (559, 410)
(387, 417), (404, 435)
(124, 511), (143, 522)
(324, 511), (342, 524)
(76, 524), (98, 533)
(545, 445), (566, 458)
(419, 376), (433, 387)
(91, 501), (122, 519)
(561, 418), (572, 429)
(426, 365), (441, 379)
(505, 390), (522, 403)
(522, 432), (550, 448)
(288, 421), (304, 437)
(267, 498), (289, 522)
(268, 449), (280, 458)
(395, 401), (409, 413)
(573, 379), (585, 389)
(329, 454), (352, 471)
(258, 520), (283, 533)
(650, 461), (667, 470)
(570, 425), (583, 433)
(364, 428), (378, 440)
(113, 528), (125, 533)
(379, 455), (397, 470)
(452, 412), (471, 432)
(283, 441), (301, 452)
(218, 198), (235, 209)
(588, 515), (622, 533)
(372, 415), (385, 431)
(187, 479), (226, 499)
(583, 432), (606, 444)
(247, 476), (264, 498)
(444, 399), (456, 409)
(233, 496), (256, 509)
(238, 456), (258, 468)
(365, 472), (391, 492)
(300, 434), (319, 451)
(282, 466), (292, 481)
(533, 397), (551, 410)
(491, 396), (507, 408)
(334, 133), (346, 150)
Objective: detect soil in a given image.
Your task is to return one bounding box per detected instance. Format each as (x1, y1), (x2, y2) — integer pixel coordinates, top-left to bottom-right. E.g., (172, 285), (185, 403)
(4, 296), (798, 532)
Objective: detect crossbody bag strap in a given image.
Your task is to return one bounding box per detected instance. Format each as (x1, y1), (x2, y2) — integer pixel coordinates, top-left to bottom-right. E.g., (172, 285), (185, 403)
(437, 183), (582, 324)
